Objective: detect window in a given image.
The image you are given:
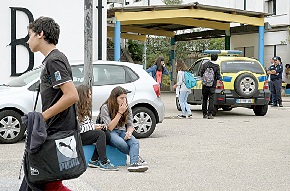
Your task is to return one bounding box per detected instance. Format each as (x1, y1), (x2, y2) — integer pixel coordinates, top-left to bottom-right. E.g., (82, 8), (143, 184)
(71, 65), (84, 86)
(264, 0), (276, 15)
(221, 60), (265, 74)
(189, 59), (209, 77)
(7, 67), (41, 87)
(124, 67), (139, 82)
(93, 65), (128, 86)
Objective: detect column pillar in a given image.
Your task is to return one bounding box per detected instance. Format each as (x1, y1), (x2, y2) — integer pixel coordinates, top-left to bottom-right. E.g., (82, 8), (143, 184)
(170, 37), (175, 91)
(143, 41), (147, 70)
(114, 21), (121, 61)
(225, 30), (230, 50)
(258, 26), (265, 66)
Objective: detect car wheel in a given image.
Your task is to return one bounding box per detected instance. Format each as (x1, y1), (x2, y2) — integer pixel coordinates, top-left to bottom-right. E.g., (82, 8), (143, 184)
(234, 73), (258, 98)
(212, 105), (218, 116)
(222, 106), (232, 111)
(132, 107), (156, 138)
(0, 110), (25, 144)
(253, 105), (268, 116)
(176, 97), (181, 111)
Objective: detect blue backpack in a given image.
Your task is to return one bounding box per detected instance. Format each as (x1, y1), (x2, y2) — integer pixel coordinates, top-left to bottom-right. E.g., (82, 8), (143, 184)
(184, 71), (196, 89)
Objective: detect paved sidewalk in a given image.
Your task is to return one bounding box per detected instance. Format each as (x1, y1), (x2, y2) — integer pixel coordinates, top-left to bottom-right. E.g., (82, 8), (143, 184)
(1, 92), (290, 191)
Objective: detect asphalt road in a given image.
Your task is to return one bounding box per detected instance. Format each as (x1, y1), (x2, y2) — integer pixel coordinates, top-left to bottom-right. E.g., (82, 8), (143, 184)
(1, 92), (290, 191)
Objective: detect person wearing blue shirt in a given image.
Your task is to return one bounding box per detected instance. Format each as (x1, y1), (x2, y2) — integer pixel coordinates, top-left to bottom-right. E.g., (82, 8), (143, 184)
(146, 56), (169, 88)
(267, 56), (283, 107)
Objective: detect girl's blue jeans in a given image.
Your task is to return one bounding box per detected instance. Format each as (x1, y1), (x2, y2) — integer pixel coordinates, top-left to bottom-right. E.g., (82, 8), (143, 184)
(179, 91), (192, 116)
(109, 129), (139, 164)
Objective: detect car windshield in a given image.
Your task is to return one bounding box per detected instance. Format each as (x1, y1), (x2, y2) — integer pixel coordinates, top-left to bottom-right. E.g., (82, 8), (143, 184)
(221, 60), (265, 74)
(7, 67), (41, 87)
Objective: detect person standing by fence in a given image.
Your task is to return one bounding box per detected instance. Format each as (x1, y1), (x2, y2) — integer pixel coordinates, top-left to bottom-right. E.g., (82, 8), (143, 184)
(146, 56), (169, 88)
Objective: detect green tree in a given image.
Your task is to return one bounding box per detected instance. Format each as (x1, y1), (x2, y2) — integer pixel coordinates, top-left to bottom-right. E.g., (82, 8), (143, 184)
(125, 28), (225, 89)
(127, 40), (143, 63)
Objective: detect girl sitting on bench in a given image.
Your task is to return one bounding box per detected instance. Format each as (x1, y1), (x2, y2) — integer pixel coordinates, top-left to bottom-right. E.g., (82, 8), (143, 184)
(76, 84), (118, 171)
(100, 86), (148, 172)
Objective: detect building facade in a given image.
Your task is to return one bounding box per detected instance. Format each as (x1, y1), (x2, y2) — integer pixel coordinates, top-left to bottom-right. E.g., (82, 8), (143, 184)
(1, 0), (107, 83)
(123, 0), (290, 68)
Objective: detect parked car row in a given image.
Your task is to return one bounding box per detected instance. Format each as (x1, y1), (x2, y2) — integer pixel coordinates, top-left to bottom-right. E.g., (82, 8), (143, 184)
(0, 61), (165, 144)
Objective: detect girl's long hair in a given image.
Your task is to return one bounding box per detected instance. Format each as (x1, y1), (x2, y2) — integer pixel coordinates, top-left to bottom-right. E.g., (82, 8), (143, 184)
(155, 56), (165, 71)
(76, 84), (92, 123)
(176, 58), (188, 72)
(102, 86), (129, 127)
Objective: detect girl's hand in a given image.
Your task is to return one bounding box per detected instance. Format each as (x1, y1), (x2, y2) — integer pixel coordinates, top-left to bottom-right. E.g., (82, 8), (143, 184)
(119, 101), (128, 114)
(95, 124), (108, 130)
(124, 131), (132, 140)
(95, 124), (102, 130)
(172, 84), (177, 89)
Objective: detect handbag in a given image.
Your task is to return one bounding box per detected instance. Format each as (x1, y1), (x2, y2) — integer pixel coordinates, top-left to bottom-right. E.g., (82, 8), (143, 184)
(27, 85), (86, 184)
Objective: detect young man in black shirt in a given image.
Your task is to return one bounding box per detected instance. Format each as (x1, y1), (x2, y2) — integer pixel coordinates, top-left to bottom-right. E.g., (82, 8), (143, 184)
(200, 54), (221, 119)
(27, 16), (78, 191)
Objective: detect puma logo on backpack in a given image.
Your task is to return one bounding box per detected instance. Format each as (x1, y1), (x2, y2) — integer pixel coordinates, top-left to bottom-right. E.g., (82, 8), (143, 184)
(202, 67), (215, 87)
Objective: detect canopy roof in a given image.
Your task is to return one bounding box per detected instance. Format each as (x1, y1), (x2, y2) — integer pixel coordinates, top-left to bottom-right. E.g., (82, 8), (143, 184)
(107, 2), (269, 41)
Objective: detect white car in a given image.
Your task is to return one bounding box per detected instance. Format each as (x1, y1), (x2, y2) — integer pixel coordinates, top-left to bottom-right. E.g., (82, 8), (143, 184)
(0, 61), (165, 144)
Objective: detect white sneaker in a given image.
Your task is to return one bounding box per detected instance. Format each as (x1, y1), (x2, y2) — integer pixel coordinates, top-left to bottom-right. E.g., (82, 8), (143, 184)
(127, 163), (148, 172)
(138, 155), (148, 166)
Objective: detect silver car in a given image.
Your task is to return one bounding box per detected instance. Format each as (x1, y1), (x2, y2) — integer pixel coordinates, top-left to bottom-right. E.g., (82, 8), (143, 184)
(0, 61), (165, 144)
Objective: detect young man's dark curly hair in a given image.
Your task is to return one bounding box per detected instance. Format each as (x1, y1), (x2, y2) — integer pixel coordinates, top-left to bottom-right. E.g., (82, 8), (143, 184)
(28, 16), (60, 45)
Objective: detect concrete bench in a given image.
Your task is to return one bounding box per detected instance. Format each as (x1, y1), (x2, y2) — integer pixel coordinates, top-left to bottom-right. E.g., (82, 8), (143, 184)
(82, 145), (127, 166)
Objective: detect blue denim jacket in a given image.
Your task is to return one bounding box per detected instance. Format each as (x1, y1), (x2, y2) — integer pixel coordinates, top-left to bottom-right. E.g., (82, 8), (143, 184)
(146, 65), (169, 87)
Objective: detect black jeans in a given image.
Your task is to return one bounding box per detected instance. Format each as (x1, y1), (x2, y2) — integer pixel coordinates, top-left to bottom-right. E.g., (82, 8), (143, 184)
(202, 86), (215, 115)
(81, 130), (111, 163)
(270, 78), (282, 105)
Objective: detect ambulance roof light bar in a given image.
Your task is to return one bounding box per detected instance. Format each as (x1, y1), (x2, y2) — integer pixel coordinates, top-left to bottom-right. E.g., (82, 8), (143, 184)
(202, 50), (243, 56)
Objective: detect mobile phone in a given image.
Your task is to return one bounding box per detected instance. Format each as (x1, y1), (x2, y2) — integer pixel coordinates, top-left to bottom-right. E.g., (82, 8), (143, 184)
(101, 124), (107, 130)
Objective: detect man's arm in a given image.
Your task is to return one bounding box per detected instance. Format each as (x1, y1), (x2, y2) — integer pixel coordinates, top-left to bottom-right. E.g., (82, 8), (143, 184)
(215, 65), (221, 81)
(276, 65), (283, 76)
(199, 63), (205, 77)
(42, 81), (79, 121)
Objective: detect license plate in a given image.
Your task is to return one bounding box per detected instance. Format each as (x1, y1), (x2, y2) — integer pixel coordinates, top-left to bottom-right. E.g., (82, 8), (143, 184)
(236, 99), (254, 103)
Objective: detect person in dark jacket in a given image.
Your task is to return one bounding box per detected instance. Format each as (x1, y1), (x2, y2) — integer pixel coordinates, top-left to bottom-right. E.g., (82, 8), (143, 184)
(267, 56), (283, 107)
(200, 54), (221, 119)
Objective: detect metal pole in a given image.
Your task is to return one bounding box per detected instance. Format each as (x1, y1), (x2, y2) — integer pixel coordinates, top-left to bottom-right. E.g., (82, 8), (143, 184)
(114, 21), (121, 61)
(225, 30), (230, 50)
(84, 0), (93, 88)
(143, 41), (146, 70)
(258, 26), (265, 67)
(170, 37), (175, 91)
(97, 0), (103, 60)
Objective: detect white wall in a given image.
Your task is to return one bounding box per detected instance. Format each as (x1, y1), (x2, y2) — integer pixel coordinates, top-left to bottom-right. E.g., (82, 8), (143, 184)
(0, 0), (107, 83)
(231, 31), (290, 66)
(266, 0), (289, 28)
(231, 33), (259, 58)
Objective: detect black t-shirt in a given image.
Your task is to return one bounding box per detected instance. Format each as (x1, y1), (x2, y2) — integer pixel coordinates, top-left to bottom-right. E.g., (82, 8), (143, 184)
(40, 49), (77, 134)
